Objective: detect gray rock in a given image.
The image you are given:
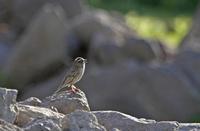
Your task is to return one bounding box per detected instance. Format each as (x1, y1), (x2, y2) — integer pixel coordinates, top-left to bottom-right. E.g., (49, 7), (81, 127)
(123, 38), (157, 62)
(23, 118), (62, 131)
(175, 51), (200, 93)
(78, 60), (200, 121)
(88, 30), (164, 66)
(70, 10), (134, 43)
(94, 111), (200, 131)
(18, 97), (42, 106)
(15, 104), (64, 127)
(12, 0), (85, 31)
(79, 10), (162, 65)
(0, 87), (200, 131)
(179, 123), (200, 131)
(0, 119), (23, 131)
(61, 110), (106, 131)
(0, 87), (18, 123)
(88, 29), (126, 65)
(41, 87), (90, 114)
(3, 4), (70, 88)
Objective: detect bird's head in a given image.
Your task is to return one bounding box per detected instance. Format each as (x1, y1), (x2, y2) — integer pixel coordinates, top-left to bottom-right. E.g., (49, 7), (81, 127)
(74, 57), (87, 66)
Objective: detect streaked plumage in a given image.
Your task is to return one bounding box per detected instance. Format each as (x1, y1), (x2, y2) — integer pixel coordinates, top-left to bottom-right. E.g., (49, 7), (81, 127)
(55, 57), (86, 93)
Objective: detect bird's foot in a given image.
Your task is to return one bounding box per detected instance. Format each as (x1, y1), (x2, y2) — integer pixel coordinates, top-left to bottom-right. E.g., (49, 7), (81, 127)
(68, 86), (80, 94)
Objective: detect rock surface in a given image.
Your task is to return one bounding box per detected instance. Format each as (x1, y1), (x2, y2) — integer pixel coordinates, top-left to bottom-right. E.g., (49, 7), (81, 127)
(175, 51), (200, 92)
(41, 88), (90, 114)
(18, 97), (42, 107)
(78, 60), (200, 121)
(0, 119), (23, 131)
(93, 111), (200, 131)
(0, 87), (199, 131)
(70, 10), (134, 43)
(0, 87), (18, 123)
(23, 118), (62, 131)
(3, 4), (69, 88)
(15, 104), (64, 127)
(12, 0), (85, 31)
(62, 110), (106, 131)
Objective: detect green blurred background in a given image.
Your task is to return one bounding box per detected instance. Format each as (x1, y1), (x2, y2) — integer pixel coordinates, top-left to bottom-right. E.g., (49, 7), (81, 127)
(87, 0), (198, 48)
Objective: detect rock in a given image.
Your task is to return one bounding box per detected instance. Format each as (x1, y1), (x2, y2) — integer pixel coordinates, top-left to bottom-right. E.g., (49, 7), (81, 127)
(3, 4), (70, 88)
(23, 118), (62, 131)
(179, 123), (200, 131)
(61, 110), (106, 131)
(70, 10), (134, 43)
(12, 0), (85, 31)
(93, 111), (200, 131)
(77, 10), (162, 65)
(123, 38), (158, 62)
(88, 30), (165, 65)
(15, 104), (64, 127)
(78, 60), (200, 121)
(174, 51), (200, 92)
(41, 87), (90, 114)
(88, 29), (126, 65)
(18, 97), (42, 106)
(0, 119), (23, 131)
(0, 87), (18, 123)
(0, 87), (199, 130)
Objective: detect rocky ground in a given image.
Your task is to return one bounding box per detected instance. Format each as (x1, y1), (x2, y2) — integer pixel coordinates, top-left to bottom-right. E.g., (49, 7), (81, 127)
(1, 0), (200, 123)
(0, 87), (200, 131)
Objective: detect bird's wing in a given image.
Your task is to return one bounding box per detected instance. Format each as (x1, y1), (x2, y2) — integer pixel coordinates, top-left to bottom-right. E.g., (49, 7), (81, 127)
(55, 68), (77, 93)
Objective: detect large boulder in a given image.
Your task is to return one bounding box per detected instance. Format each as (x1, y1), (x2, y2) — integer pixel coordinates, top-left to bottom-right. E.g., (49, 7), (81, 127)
(71, 10), (164, 65)
(78, 60), (200, 121)
(93, 111), (200, 131)
(3, 4), (70, 88)
(12, 0), (85, 31)
(70, 10), (134, 43)
(88, 30), (166, 66)
(0, 87), (18, 123)
(88, 29), (126, 65)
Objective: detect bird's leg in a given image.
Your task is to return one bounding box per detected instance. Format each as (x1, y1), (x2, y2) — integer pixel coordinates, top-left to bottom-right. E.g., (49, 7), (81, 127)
(72, 86), (79, 92)
(68, 85), (79, 93)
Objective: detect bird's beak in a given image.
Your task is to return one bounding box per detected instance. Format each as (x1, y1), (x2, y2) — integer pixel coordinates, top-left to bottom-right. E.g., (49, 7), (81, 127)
(84, 59), (87, 63)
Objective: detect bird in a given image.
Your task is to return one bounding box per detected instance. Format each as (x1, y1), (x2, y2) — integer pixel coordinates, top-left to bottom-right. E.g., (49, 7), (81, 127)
(54, 57), (87, 94)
